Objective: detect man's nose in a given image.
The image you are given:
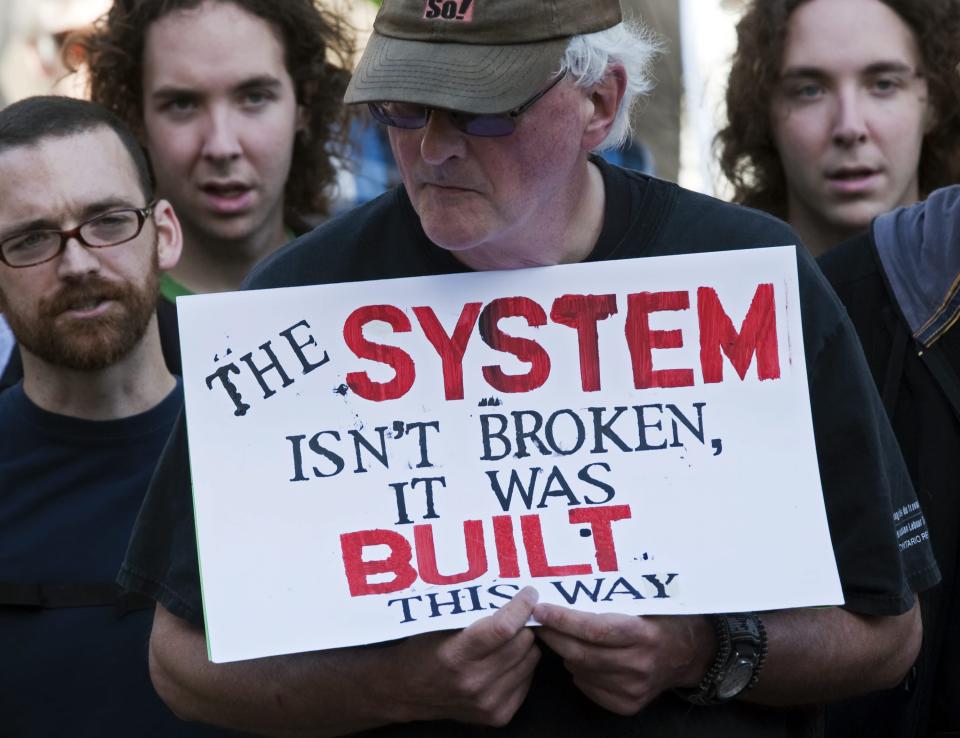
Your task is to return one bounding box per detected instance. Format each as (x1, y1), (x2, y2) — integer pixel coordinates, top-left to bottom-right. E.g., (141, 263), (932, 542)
(419, 110), (468, 165)
(201, 108), (243, 162)
(831, 88), (869, 147)
(56, 236), (101, 280)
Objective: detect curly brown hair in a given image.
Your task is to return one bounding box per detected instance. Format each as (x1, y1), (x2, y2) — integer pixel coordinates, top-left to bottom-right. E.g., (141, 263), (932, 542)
(68, 0), (354, 220)
(717, 0), (960, 219)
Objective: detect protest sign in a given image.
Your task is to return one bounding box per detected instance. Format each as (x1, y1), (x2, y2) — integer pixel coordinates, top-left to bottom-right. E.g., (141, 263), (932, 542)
(178, 245), (842, 663)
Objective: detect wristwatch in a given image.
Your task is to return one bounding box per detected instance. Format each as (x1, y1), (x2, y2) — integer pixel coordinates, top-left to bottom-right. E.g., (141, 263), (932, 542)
(677, 612), (767, 706)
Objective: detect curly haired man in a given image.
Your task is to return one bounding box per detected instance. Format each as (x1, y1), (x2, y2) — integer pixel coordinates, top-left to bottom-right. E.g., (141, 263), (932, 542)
(718, 0), (960, 256)
(74, 0), (353, 372)
(723, 2), (960, 736)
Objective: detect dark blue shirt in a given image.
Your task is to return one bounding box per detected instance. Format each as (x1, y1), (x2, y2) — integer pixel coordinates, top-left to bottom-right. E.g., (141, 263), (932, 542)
(0, 380), (224, 737)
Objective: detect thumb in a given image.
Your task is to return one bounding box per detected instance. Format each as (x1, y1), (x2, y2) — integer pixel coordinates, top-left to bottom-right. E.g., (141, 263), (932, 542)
(457, 586), (539, 660)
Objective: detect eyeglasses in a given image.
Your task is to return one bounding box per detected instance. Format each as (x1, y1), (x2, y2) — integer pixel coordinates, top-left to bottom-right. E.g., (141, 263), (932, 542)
(0, 203), (156, 268)
(368, 70), (567, 138)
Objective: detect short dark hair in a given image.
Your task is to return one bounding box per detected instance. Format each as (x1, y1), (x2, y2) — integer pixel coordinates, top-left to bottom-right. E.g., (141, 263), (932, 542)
(0, 95), (154, 200)
(717, 0), (960, 218)
(69, 0), (353, 220)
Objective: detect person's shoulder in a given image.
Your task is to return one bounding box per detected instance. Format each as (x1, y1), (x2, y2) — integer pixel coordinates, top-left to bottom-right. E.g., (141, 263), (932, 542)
(609, 172), (827, 298)
(596, 161), (800, 260)
(0, 381), (20, 419)
(636, 181), (851, 359)
(0, 383), (33, 456)
(817, 231), (896, 348)
(817, 231), (879, 289)
(663, 187), (832, 290)
(662, 185), (800, 253)
(245, 188), (406, 290)
(0, 343), (22, 393)
(816, 231), (891, 316)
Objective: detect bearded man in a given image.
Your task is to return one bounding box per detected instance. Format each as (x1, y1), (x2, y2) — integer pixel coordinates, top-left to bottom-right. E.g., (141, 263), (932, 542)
(0, 95), (223, 737)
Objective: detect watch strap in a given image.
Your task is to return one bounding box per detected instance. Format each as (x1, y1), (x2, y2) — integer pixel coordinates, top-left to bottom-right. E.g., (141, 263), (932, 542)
(676, 612), (766, 706)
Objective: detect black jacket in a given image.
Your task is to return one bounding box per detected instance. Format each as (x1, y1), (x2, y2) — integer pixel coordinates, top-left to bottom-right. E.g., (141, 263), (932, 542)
(820, 186), (960, 738)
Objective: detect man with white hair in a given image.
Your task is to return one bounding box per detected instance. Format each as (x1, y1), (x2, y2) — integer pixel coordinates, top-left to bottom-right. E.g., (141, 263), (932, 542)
(122, 2), (934, 735)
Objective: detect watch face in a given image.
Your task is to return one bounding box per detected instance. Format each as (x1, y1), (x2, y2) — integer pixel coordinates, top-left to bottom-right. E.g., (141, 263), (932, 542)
(717, 657), (755, 700)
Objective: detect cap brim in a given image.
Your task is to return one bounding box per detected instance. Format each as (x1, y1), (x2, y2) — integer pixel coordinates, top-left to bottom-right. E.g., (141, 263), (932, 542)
(344, 31), (569, 114)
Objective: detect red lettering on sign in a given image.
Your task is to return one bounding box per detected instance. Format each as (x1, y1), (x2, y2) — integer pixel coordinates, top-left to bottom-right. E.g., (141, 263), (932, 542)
(343, 305), (416, 402)
(339, 282), (780, 403)
(569, 504), (632, 571)
(341, 504), (634, 595)
(550, 294), (618, 392)
(413, 303), (482, 401)
(414, 520), (488, 585)
(492, 515), (521, 578)
(698, 284), (781, 383)
(340, 529), (417, 596)
(521, 514), (592, 577)
(624, 291), (695, 389)
(479, 297), (552, 393)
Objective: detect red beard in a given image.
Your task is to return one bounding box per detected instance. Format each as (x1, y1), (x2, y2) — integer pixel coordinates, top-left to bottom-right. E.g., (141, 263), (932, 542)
(4, 262), (159, 372)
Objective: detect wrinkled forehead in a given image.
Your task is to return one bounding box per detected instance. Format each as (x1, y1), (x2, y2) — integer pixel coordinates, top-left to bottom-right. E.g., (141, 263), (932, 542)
(0, 128), (144, 226)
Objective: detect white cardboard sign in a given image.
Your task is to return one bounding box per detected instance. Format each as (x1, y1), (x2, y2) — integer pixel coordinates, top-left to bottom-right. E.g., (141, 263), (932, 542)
(178, 246), (842, 663)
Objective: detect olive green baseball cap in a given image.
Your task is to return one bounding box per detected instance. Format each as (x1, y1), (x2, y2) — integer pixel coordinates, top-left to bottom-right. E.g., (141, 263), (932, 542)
(344, 0), (623, 114)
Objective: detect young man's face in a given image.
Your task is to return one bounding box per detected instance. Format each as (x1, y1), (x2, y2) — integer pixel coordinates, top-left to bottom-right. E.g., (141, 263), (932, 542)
(769, 0), (932, 252)
(0, 127), (176, 371)
(141, 0), (302, 251)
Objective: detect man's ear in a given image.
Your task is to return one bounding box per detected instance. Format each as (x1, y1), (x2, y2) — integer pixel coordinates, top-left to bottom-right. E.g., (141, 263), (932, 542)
(582, 62), (627, 152)
(153, 199), (183, 272)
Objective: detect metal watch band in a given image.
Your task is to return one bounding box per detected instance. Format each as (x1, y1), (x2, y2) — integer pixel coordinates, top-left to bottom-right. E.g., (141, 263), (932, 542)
(676, 612), (767, 706)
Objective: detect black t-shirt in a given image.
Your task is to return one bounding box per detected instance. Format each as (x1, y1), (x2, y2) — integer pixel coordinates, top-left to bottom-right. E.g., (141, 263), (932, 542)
(120, 161), (937, 738)
(0, 380), (229, 737)
(0, 344), (21, 392)
(820, 233), (960, 738)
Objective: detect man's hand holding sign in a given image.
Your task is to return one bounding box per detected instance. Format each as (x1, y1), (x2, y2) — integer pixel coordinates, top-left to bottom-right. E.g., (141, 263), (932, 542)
(125, 2), (932, 734)
(388, 586), (542, 726)
(154, 244), (914, 731)
(180, 248), (839, 661)
(534, 605), (715, 716)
